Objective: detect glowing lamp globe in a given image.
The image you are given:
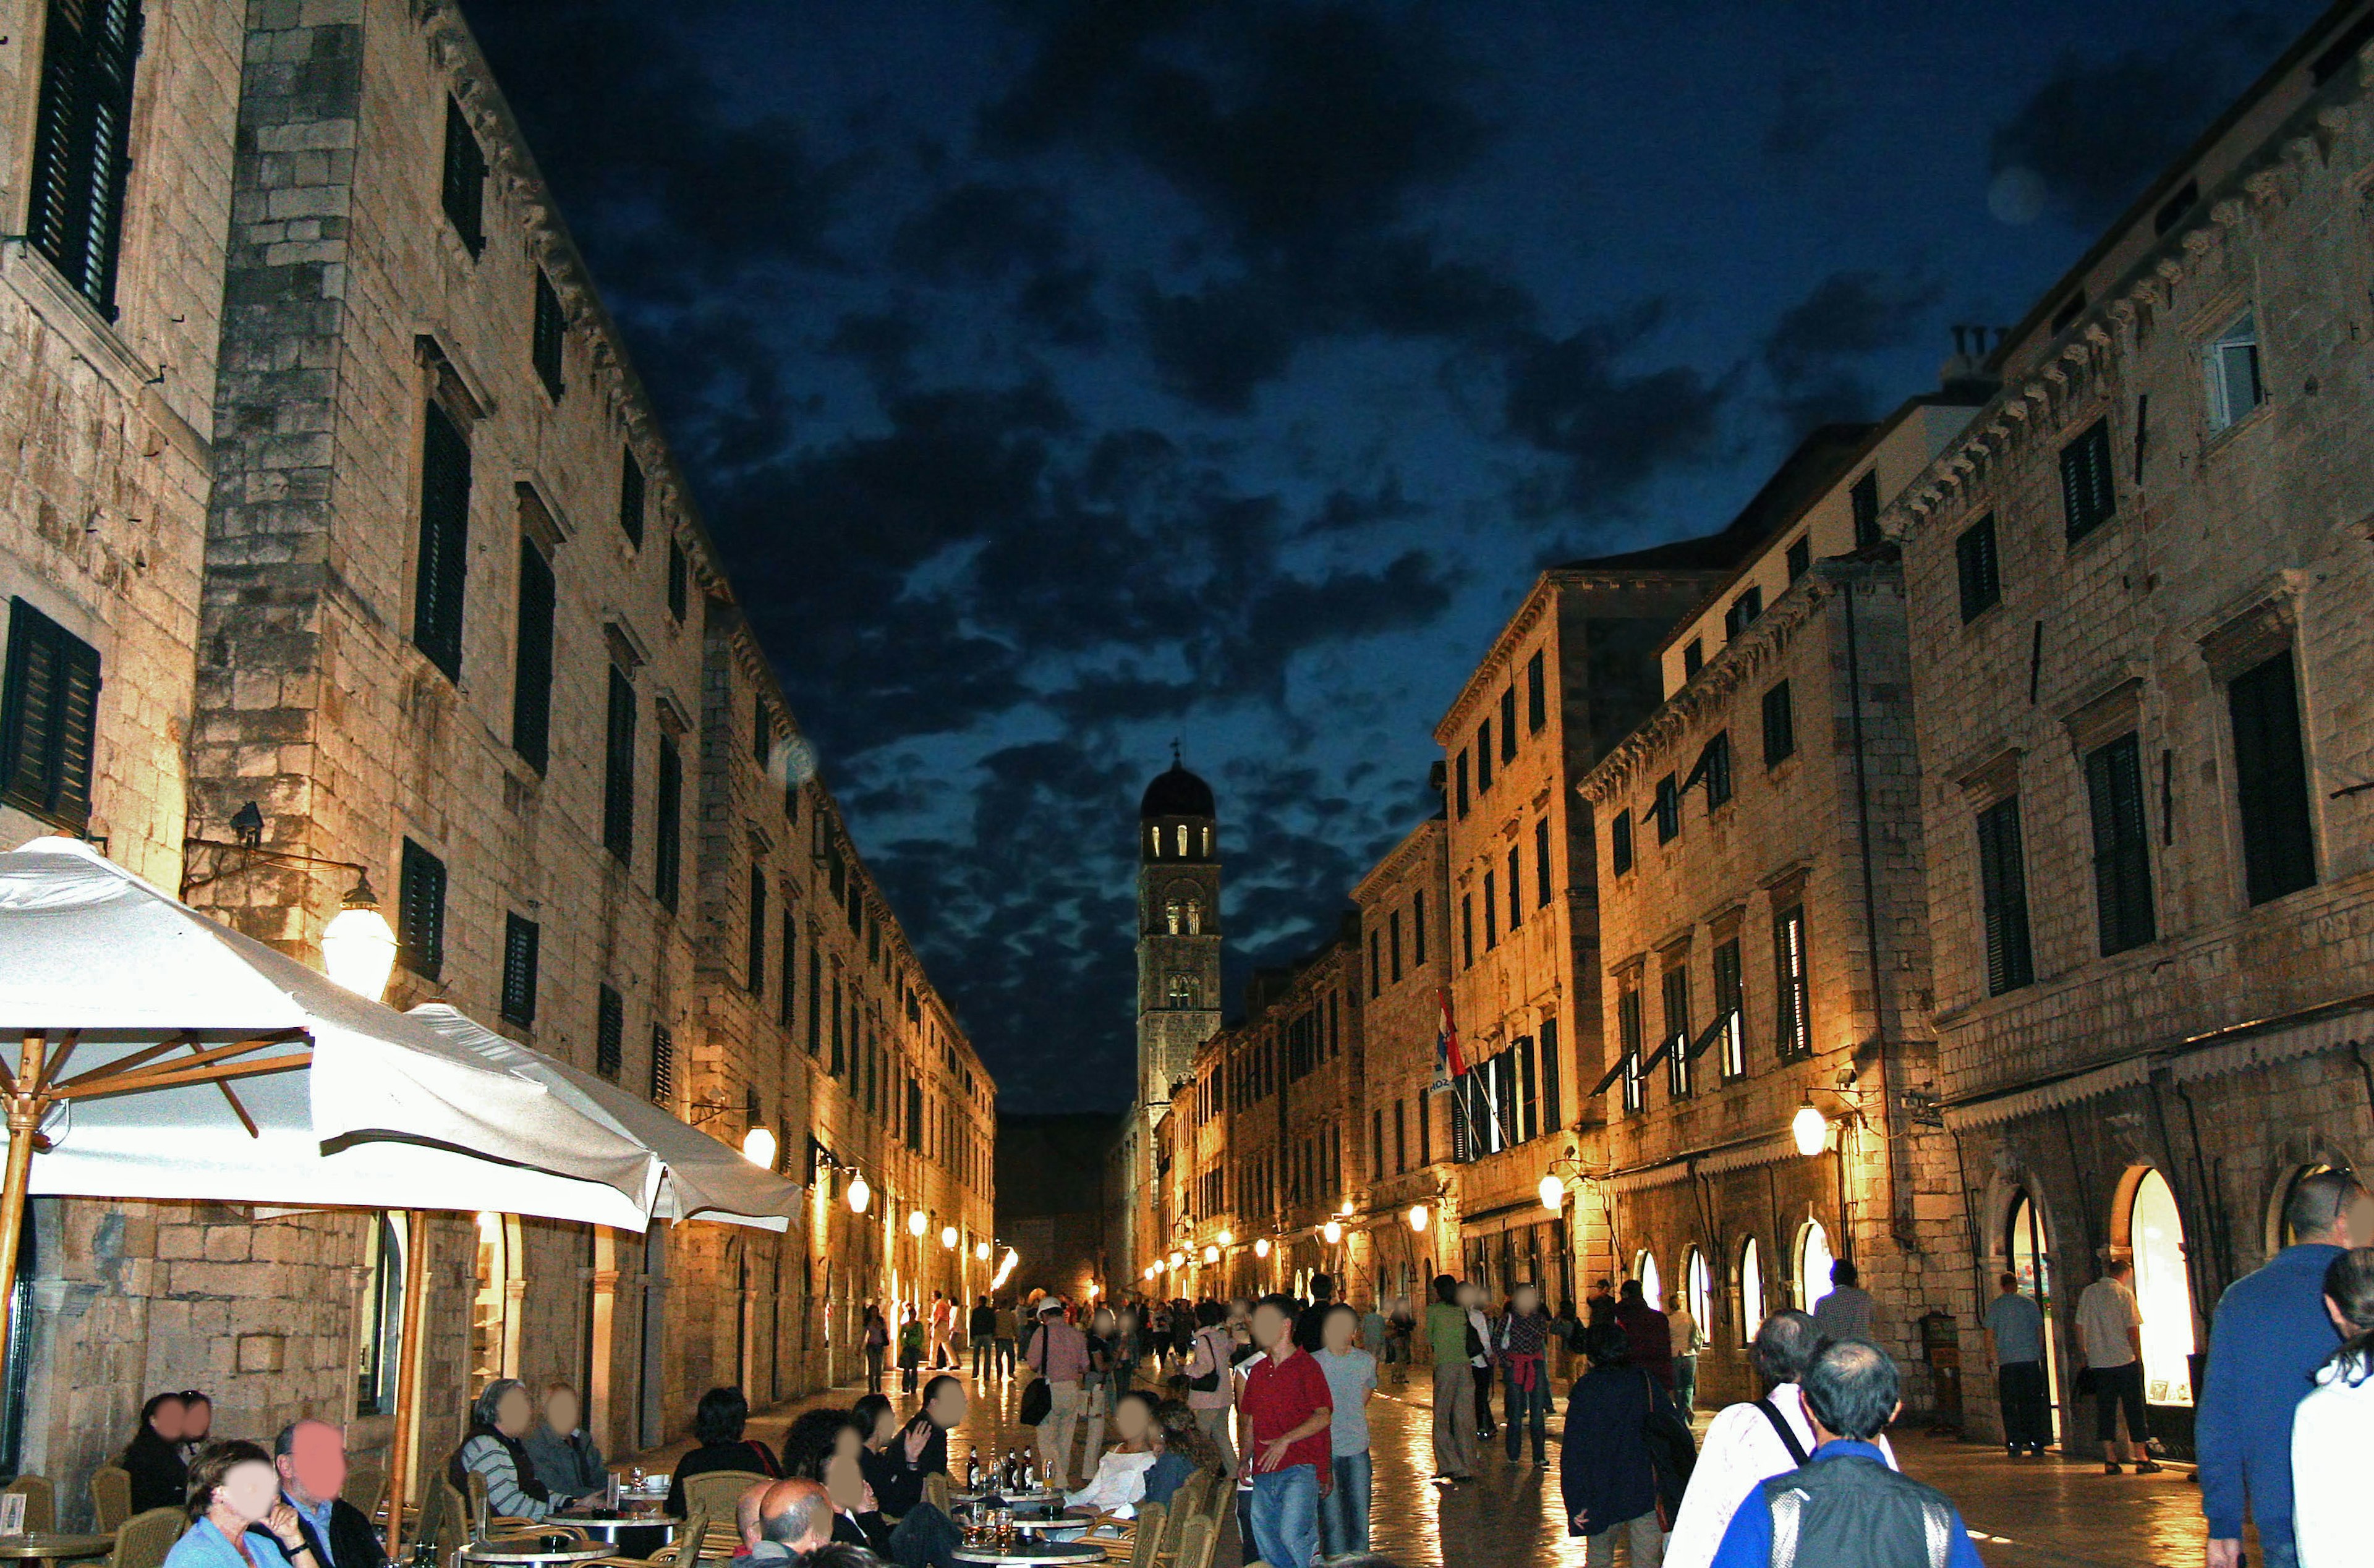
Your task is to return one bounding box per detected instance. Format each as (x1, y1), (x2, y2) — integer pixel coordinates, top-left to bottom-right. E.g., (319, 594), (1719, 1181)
(1253, 1238), (1271, 1259)
(976, 1240), (992, 1261)
(1539, 1174), (1564, 1211)
(909, 1209), (928, 1238)
(846, 1174), (872, 1214)
(1168, 1250), (1186, 1271)
(1408, 1204), (1429, 1232)
(321, 896), (398, 1000)
(941, 1225), (959, 1250)
(1216, 1229), (1233, 1247)
(741, 1126), (777, 1169)
(1202, 1244), (1219, 1263)
(1321, 1219), (1343, 1245)
(1792, 1102), (1829, 1158)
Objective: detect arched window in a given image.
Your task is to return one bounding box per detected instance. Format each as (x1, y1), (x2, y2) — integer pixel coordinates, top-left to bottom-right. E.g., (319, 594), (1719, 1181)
(2124, 1168), (2198, 1405)
(1201, 825), (1212, 856)
(1167, 974), (1199, 1009)
(1685, 1247), (1712, 1346)
(1176, 824), (1189, 855)
(1795, 1219), (1835, 1312)
(1164, 901), (1182, 935)
(1184, 899), (1203, 935)
(1738, 1237), (1764, 1345)
(1149, 827), (1161, 858)
(1635, 1249), (1663, 1310)
(355, 1213), (408, 1415)
(2007, 1185), (2063, 1443)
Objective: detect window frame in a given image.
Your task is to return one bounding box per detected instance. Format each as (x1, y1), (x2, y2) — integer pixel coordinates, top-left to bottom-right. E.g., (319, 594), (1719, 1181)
(500, 912), (539, 1027)
(2227, 648), (2317, 906)
(1975, 794), (2036, 995)
(2203, 309), (2265, 434)
(0, 597), (102, 832)
(2060, 417), (2117, 543)
(397, 837), (447, 981)
(1772, 902), (1811, 1060)
(1762, 681), (1795, 769)
(1955, 512), (2002, 624)
(440, 96), (486, 257)
(2085, 731), (2156, 956)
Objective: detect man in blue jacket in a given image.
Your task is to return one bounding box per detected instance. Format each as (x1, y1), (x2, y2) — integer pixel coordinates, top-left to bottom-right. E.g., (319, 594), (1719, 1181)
(2199, 1169), (2372, 1568)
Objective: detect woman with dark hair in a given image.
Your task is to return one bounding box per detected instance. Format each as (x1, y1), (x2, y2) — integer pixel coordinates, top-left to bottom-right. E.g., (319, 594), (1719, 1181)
(781, 1410), (891, 1556)
(2293, 1247), (2374, 1566)
(1559, 1322), (1683, 1566)
(862, 1305), (890, 1394)
(1144, 1398), (1228, 1511)
(179, 1392), (215, 1463)
(663, 1387), (781, 1515)
(452, 1379), (559, 1522)
(124, 1393), (191, 1515)
(164, 1441), (315, 1568)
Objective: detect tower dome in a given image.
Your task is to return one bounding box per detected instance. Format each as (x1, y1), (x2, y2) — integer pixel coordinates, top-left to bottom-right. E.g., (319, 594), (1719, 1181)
(1138, 756), (1214, 821)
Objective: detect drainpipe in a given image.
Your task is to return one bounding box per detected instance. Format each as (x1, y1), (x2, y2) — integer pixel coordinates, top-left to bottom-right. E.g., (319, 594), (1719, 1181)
(1842, 570), (1918, 1252)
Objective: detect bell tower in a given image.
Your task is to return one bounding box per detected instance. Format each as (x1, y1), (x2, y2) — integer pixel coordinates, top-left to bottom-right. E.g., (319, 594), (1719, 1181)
(1135, 750), (1222, 1123)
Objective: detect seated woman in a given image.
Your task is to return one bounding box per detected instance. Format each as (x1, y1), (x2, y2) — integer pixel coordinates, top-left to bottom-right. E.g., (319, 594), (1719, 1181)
(664, 1387), (781, 1517)
(1144, 1397), (1230, 1511)
(1064, 1391), (1159, 1519)
(451, 1378), (561, 1522)
(523, 1384), (606, 1503)
(165, 1441), (317, 1568)
(780, 1410), (890, 1557)
(124, 1392), (190, 1515)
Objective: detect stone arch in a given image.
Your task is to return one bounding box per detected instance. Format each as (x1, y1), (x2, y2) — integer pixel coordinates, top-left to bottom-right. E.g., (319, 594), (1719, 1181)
(2258, 1124), (2362, 1258)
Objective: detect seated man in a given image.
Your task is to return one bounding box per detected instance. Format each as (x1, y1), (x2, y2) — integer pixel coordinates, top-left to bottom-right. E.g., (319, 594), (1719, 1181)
(271, 1420), (387, 1568)
(1710, 1341), (1985, 1568)
(726, 1480), (833, 1568)
(866, 1377), (964, 1520)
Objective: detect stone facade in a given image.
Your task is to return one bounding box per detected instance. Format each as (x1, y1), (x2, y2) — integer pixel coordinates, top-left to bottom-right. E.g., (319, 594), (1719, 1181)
(1, 0), (990, 1512)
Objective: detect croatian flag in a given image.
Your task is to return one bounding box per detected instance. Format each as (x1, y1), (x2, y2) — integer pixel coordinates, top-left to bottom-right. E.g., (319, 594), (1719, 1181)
(1434, 988), (1466, 1088)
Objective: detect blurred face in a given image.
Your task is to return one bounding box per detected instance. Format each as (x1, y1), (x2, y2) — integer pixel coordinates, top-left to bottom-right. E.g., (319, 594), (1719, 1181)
(184, 1399), (213, 1439)
(1456, 1283), (1476, 1308)
(869, 1404), (900, 1444)
(927, 1382), (968, 1429)
(544, 1389), (580, 1435)
(1251, 1303), (1291, 1351)
(822, 1446), (866, 1514)
(2342, 1187), (2374, 1248)
(149, 1398), (187, 1443)
(276, 1422), (347, 1505)
(1513, 1286), (1541, 1316)
(494, 1386), (534, 1438)
(1321, 1310), (1354, 1353)
(215, 1459), (279, 1524)
(1113, 1399), (1151, 1444)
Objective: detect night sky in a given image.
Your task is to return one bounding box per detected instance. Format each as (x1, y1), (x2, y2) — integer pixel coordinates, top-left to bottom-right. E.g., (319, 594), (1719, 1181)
(463, 0), (2321, 1112)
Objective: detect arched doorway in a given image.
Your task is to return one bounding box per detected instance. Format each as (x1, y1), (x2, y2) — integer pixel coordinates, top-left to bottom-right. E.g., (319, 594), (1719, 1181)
(1794, 1219), (1835, 1313)
(2118, 1168), (2197, 1409)
(2006, 1186), (2061, 1445)
(1738, 1237), (1765, 1344)
(1685, 1248), (1712, 1345)
(1635, 1250), (1662, 1310)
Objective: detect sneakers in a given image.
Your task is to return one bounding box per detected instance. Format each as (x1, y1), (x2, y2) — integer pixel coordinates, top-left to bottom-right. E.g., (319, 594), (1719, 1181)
(2134, 1459), (2164, 1474)
(2104, 1462), (2123, 1475)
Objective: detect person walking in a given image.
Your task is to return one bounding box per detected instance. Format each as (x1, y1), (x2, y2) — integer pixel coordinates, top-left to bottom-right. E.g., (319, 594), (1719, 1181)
(1184, 1300), (1240, 1473)
(1359, 1297), (1390, 1366)
(1425, 1274), (1478, 1483)
(898, 1305), (927, 1394)
(861, 1306), (889, 1394)
(1664, 1311), (1899, 1568)
(1313, 1303), (1377, 1558)
(2204, 1169), (2370, 1567)
(1027, 1299), (1090, 1489)
(1078, 1306), (1118, 1464)
(1497, 1282), (1557, 1468)
(1560, 1321), (1681, 1567)
(1586, 1279), (1617, 1329)
(1810, 1260), (1876, 1342)
(2075, 1252), (2161, 1475)
(1293, 1273), (1338, 1354)
(1238, 1294), (1332, 1568)
(1461, 1281), (1497, 1439)
(993, 1299), (1019, 1378)
(1708, 1339), (1986, 1567)
(2291, 1247), (2374, 1568)
(968, 1296), (997, 1380)
(1387, 1296), (1415, 1388)
(1983, 1273), (2050, 1458)
(1615, 1278), (1675, 1389)
(1668, 1294), (1700, 1418)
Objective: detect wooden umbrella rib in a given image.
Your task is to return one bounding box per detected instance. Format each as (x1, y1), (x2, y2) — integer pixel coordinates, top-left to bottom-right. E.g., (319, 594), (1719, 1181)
(48, 1032), (198, 1090)
(59, 1034), (307, 1094)
(213, 1079), (262, 1140)
(30, 1031), (79, 1091)
(52, 1050), (312, 1101)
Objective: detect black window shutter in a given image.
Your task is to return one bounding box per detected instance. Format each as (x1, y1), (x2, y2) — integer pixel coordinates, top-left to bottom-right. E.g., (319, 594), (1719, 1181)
(532, 269), (566, 397)
(441, 96), (485, 256)
(500, 913), (539, 1025)
(397, 837), (446, 980)
(1500, 687), (1518, 761)
(1956, 513), (2001, 623)
(602, 665), (635, 860)
(1527, 651), (1547, 732)
(1, 598), (102, 831)
(778, 913), (799, 1030)
(667, 538), (689, 622)
(2229, 650), (2318, 905)
(1535, 816), (1552, 905)
(412, 402), (472, 681)
(649, 1023), (674, 1104)
(1763, 681), (1795, 768)
(595, 985), (623, 1080)
(1785, 536), (1810, 581)
(2061, 418), (2117, 541)
(747, 865), (767, 997)
(653, 734), (681, 910)
(618, 447), (645, 548)
(807, 946), (823, 1054)
(1540, 1015), (1560, 1132)
(1975, 795), (2035, 995)
(1610, 808), (1633, 876)
(27, 0), (142, 313)
(511, 539), (554, 771)
(1849, 470), (1880, 548)
(2085, 733), (2156, 954)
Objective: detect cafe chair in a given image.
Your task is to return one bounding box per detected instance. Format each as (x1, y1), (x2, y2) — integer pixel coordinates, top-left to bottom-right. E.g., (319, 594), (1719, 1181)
(922, 1473), (950, 1517)
(1121, 1500), (1163, 1568)
(344, 1468), (386, 1526)
(2, 1475), (56, 1533)
(90, 1467), (132, 1536)
(107, 1507), (187, 1568)
(421, 1479), (471, 1565)
(1170, 1514), (1218, 1568)
(678, 1472), (768, 1523)
(584, 1505), (705, 1568)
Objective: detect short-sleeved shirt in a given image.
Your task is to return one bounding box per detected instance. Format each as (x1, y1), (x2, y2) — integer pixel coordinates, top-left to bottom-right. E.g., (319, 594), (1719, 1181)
(1311, 1348), (1377, 1454)
(2077, 1278), (2140, 1367)
(1426, 1302), (1468, 1365)
(1238, 1347), (1332, 1475)
(1985, 1291), (2046, 1364)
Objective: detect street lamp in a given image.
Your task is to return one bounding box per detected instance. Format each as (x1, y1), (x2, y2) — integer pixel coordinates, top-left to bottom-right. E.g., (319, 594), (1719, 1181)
(741, 1126), (777, 1169)
(1202, 1244), (1219, 1263)
(846, 1173), (872, 1214)
(940, 1224), (959, 1250)
(1792, 1100), (1829, 1158)
(1168, 1249), (1186, 1271)
(1217, 1229), (1233, 1247)
(908, 1208), (927, 1238)
(975, 1240), (992, 1261)
(320, 877), (398, 1000)
(1253, 1238), (1271, 1258)
(1408, 1204), (1429, 1232)
(1538, 1173), (1565, 1211)
(1321, 1219), (1342, 1245)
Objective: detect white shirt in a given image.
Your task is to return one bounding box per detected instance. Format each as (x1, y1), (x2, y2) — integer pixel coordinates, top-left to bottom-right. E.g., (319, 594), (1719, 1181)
(1669, 1307), (1698, 1357)
(2076, 1278), (2141, 1367)
(1465, 1305), (1492, 1368)
(2292, 1355), (2374, 1567)
(1065, 1448), (1156, 1517)
(1660, 1384), (1898, 1568)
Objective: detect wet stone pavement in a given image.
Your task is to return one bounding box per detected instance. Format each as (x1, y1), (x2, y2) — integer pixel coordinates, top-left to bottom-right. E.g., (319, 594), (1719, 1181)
(640, 1362), (2216, 1567)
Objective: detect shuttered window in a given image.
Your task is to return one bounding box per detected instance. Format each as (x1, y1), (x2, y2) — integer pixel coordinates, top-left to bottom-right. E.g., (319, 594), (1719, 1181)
(2228, 650), (2317, 905)
(1724, 587), (1763, 642)
(1785, 536), (1810, 582)
(618, 448), (645, 549)
(0, 598), (101, 831)
(1610, 808), (1633, 876)
(653, 734), (681, 912)
(1773, 904), (1810, 1059)
(1476, 719), (1493, 792)
(1956, 512), (2001, 622)
(595, 985), (623, 1081)
(1618, 989), (1644, 1114)
(27, 0), (142, 313)
(1412, 889), (1427, 965)
(2085, 732), (2156, 954)
(1763, 680), (1795, 767)
(1712, 937), (1746, 1079)
(412, 402), (472, 681)
(511, 539), (554, 771)
(1654, 774), (1680, 842)
(602, 666), (634, 862)
(648, 1023), (674, 1105)
(440, 96), (485, 256)
(667, 538), (689, 622)
(1699, 731), (1734, 809)
(1850, 469), (1880, 548)
(1662, 965), (1693, 1098)
(806, 944), (823, 1054)
(1500, 687), (1518, 761)
(1505, 847), (1521, 930)
(1527, 650), (1547, 732)
(1975, 795), (2035, 995)
(397, 838), (446, 980)
(500, 913), (539, 1025)
(778, 912), (799, 1030)
(2060, 417), (2117, 542)
(1540, 1015), (1561, 1133)
(1535, 816), (1553, 905)
(746, 865), (767, 998)
(531, 268), (565, 397)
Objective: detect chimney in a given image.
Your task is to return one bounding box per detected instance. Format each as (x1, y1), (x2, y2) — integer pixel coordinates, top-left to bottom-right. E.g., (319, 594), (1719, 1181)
(1938, 324), (2002, 405)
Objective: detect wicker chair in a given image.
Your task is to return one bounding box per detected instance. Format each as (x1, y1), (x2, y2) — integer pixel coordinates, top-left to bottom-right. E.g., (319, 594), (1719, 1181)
(344, 1467), (385, 1527)
(90, 1467), (132, 1536)
(1150, 1470), (1210, 1566)
(679, 1471), (770, 1524)
(2, 1475), (55, 1533)
(421, 1478), (470, 1564)
(922, 1472), (951, 1517)
(108, 1507), (187, 1568)
(1121, 1500), (1164, 1568)
(585, 1504), (708, 1568)
(1172, 1514), (1220, 1568)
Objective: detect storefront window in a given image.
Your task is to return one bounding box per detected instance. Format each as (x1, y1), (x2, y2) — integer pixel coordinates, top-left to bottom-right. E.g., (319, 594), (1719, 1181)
(356, 1213), (408, 1415)
(2127, 1169), (2196, 1405)
(1738, 1237), (1764, 1344)
(1796, 1219), (1835, 1312)
(1685, 1248), (1712, 1346)
(1635, 1250), (1662, 1310)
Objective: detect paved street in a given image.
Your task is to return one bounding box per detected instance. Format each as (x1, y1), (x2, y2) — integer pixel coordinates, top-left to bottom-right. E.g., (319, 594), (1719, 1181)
(634, 1360), (2218, 1567)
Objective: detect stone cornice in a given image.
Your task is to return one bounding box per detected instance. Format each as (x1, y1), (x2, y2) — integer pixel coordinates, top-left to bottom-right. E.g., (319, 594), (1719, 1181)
(1435, 574), (1554, 743)
(1351, 816), (1444, 904)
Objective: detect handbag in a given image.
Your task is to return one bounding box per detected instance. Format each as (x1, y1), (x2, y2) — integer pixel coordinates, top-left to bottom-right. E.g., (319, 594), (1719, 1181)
(1640, 1372), (1698, 1519)
(1019, 1375), (1053, 1426)
(1187, 1331), (1222, 1394)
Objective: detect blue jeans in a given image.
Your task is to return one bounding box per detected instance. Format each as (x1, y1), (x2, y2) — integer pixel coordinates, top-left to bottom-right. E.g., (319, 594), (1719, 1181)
(1248, 1464), (1320, 1568)
(1505, 1367), (1551, 1462)
(1317, 1452), (1370, 1557)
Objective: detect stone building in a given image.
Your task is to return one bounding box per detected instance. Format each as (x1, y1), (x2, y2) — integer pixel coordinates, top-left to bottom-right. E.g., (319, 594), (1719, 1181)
(0, 0), (990, 1510)
(1576, 392), (1983, 1412)
(995, 1114), (1115, 1310)
(1886, 2), (2374, 1456)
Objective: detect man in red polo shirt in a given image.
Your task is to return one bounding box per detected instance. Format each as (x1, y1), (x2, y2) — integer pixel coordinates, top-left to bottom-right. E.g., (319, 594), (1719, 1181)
(1238, 1292), (1331, 1568)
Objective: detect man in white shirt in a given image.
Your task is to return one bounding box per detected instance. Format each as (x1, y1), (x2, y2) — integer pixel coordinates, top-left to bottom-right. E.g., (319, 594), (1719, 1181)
(1809, 1258), (1876, 1342)
(2075, 1253), (2161, 1474)
(1669, 1300), (1700, 1416)
(1661, 1310), (1898, 1568)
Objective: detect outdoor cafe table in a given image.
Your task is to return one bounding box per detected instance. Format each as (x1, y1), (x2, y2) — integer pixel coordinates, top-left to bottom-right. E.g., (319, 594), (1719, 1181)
(0, 1537), (114, 1564)
(460, 1541), (612, 1566)
(951, 1543), (1104, 1567)
(566, 1516), (676, 1555)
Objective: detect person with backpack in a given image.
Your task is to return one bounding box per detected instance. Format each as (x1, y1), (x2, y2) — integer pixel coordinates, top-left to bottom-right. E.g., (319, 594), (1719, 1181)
(1183, 1300), (1239, 1472)
(1560, 1320), (1690, 1566)
(1708, 1339), (1985, 1567)
(1664, 1310), (1898, 1568)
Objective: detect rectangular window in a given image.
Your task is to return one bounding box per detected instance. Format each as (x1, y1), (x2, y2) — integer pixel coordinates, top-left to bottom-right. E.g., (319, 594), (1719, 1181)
(500, 914), (539, 1026)
(1619, 989), (1644, 1114)
(2085, 732), (2156, 954)
(0, 598), (101, 831)
(441, 97), (485, 255)
(1700, 731), (1734, 810)
(2060, 417), (2117, 541)
(653, 734), (681, 912)
(1527, 650), (1547, 732)
(1773, 904), (1811, 1059)
(1394, 1100), (1408, 1172)
(1461, 893), (1474, 968)
(531, 269), (566, 397)
(754, 693), (770, 765)
(397, 837), (446, 980)
(2228, 649), (2317, 905)
(1724, 587), (1763, 642)
(1541, 1015), (1561, 1134)
(2204, 310), (2265, 433)
(602, 666), (635, 862)
(595, 985), (623, 1081)
(1712, 937), (1745, 1079)
(1389, 908), (1403, 983)
(1534, 816), (1553, 905)
(648, 1023), (674, 1105)
(1455, 750), (1470, 817)
(1368, 929), (1381, 999)
(778, 913), (799, 1030)
(412, 401), (472, 682)
(1372, 1108), (1384, 1180)
(27, 0), (142, 311)
(1975, 795), (2036, 995)
(1610, 808), (1634, 876)
(1477, 719), (1494, 792)
(506, 539), (556, 772)
(1418, 1093), (1431, 1164)
(1500, 687), (1518, 762)
(1763, 681), (1795, 768)
(830, 974), (845, 1075)
(667, 538), (689, 623)
(746, 865), (767, 998)
(1483, 872), (1497, 949)
(1515, 1034), (1538, 1142)
(618, 447), (645, 549)
(1506, 846), (1522, 930)
(1662, 965), (1693, 1099)
(1785, 536), (1811, 582)
(1413, 889), (1427, 966)
(807, 946), (823, 1056)
(1850, 468), (1880, 548)
(1654, 774), (1680, 843)
(1683, 638), (1704, 678)
(1955, 512), (2001, 622)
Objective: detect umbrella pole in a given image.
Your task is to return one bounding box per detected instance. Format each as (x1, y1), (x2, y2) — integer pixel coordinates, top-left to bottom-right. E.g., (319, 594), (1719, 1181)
(385, 1208), (431, 1560)
(0, 1035), (48, 1412)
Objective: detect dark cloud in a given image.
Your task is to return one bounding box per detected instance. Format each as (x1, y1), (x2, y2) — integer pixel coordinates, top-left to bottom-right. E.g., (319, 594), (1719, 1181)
(1764, 66), (1842, 161)
(1503, 313), (1730, 515)
(823, 307), (925, 391)
(891, 180), (1077, 282)
(1761, 269), (1940, 430)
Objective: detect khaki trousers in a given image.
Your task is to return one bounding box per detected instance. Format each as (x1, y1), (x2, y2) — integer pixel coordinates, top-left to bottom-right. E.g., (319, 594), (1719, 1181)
(1431, 1358), (1478, 1478)
(1036, 1380), (1087, 1488)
